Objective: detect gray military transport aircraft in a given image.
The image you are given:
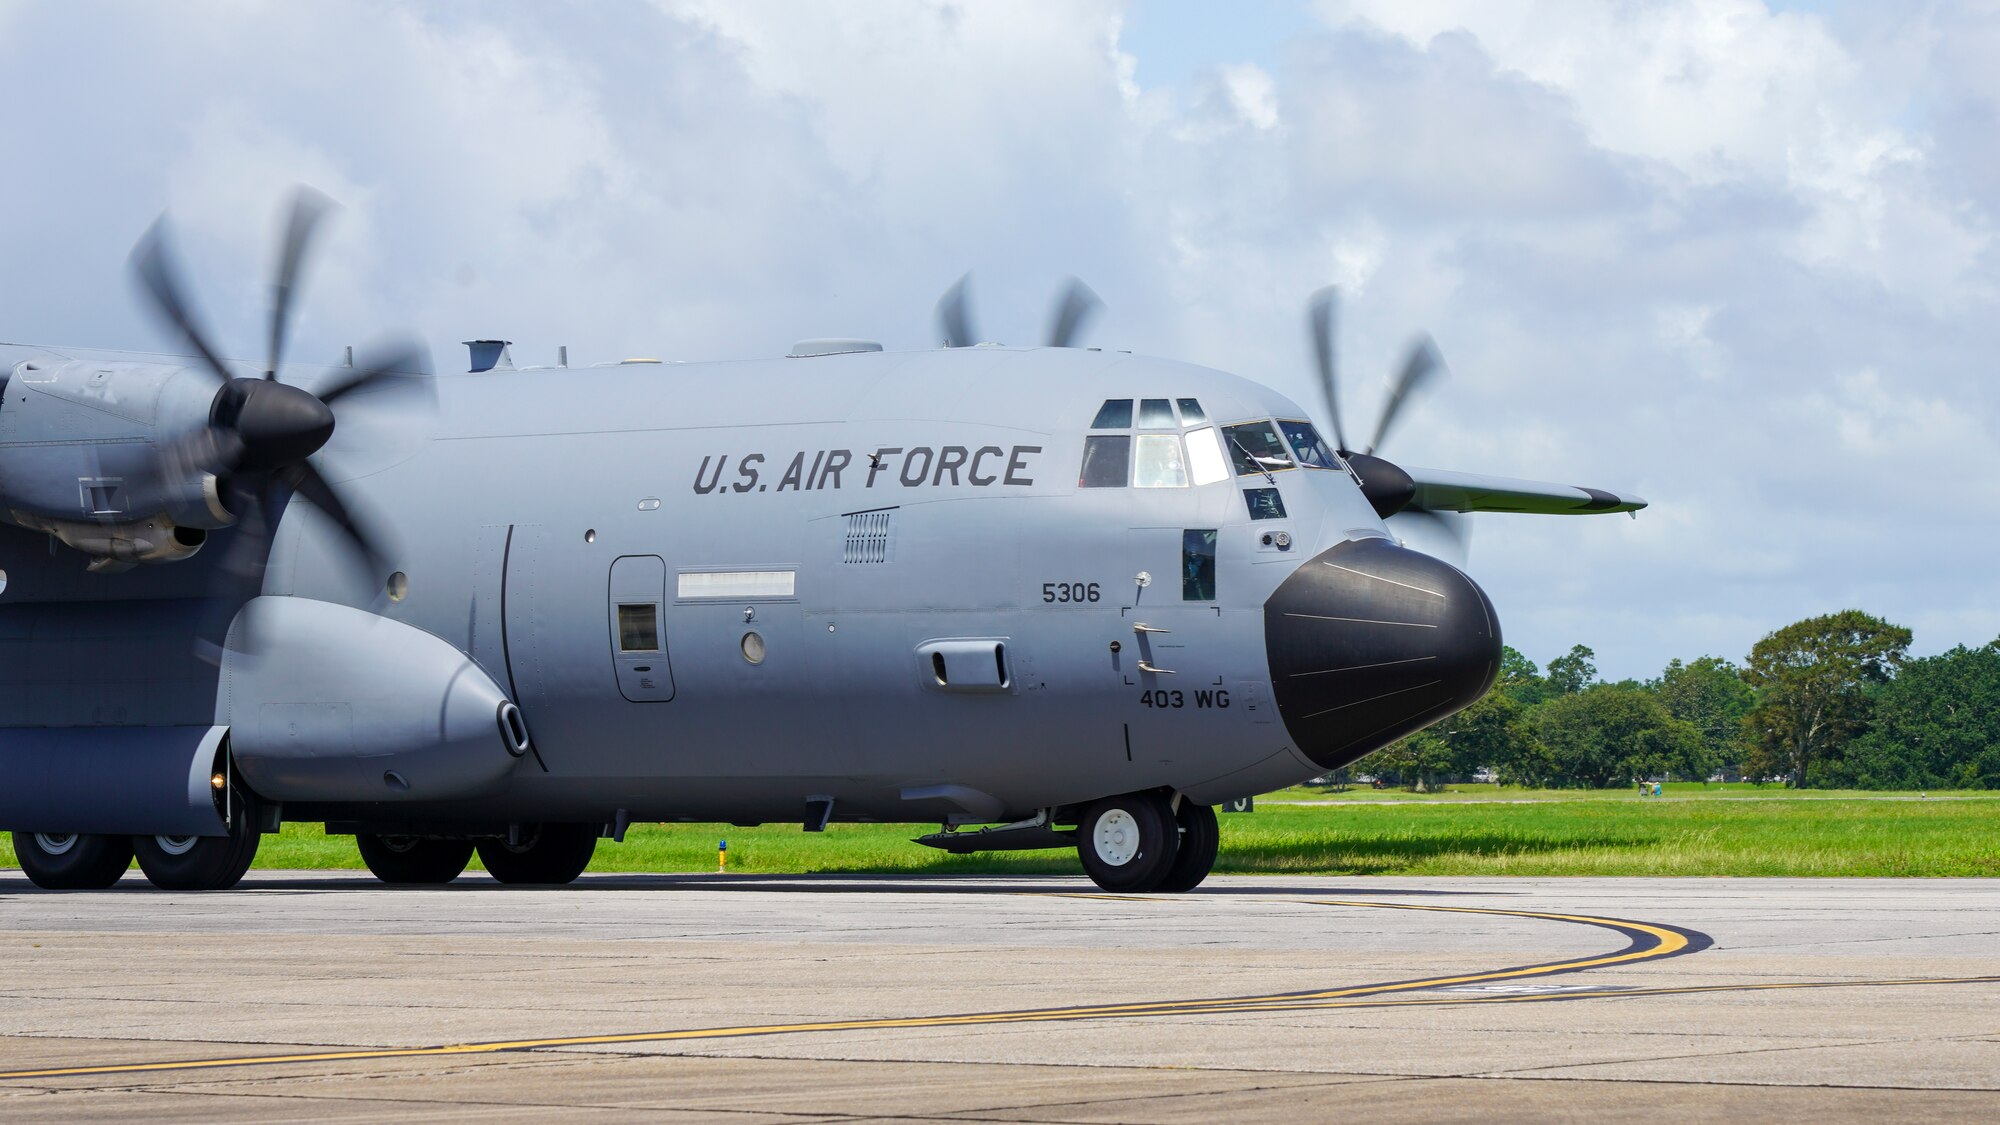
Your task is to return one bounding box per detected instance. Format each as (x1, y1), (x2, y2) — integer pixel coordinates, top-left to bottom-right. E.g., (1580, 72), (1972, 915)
(0, 192), (1643, 893)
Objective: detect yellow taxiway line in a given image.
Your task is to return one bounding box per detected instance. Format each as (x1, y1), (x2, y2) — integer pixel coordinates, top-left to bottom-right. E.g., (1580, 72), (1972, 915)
(0, 895), (1984, 1083)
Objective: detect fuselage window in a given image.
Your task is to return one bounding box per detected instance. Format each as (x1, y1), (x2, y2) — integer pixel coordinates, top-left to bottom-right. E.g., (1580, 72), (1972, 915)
(1091, 399), (1134, 428)
(1243, 487), (1287, 520)
(617, 603), (661, 651)
(1078, 434), (1132, 488)
(1222, 422), (1296, 476)
(1132, 433), (1188, 487)
(1182, 529), (1217, 601)
(1136, 398), (1175, 427)
(1184, 426), (1230, 486)
(1278, 419), (1341, 468)
(1177, 398), (1206, 424)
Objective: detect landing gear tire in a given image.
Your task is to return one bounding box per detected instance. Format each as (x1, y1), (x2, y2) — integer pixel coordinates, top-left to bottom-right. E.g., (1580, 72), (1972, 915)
(358, 835), (474, 885)
(476, 824), (597, 885)
(133, 792), (261, 891)
(11, 832), (133, 890)
(1156, 801), (1219, 893)
(1076, 792), (1179, 892)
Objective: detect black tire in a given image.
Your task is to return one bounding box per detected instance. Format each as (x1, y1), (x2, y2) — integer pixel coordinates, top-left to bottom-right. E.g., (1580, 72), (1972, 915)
(1156, 801), (1219, 893)
(476, 824), (597, 885)
(12, 832), (133, 890)
(357, 835), (474, 885)
(1076, 792), (1179, 892)
(133, 791), (261, 891)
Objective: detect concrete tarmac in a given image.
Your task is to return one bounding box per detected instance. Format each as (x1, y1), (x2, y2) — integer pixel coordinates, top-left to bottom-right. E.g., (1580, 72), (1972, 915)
(2, 871), (1997, 1121)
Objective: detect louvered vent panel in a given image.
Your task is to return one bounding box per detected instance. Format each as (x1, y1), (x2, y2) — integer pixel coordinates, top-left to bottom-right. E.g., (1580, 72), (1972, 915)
(843, 510), (896, 564)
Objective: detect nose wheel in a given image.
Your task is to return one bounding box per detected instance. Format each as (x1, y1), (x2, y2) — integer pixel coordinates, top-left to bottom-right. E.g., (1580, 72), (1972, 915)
(358, 835), (475, 884)
(475, 823), (598, 885)
(1076, 792), (1220, 892)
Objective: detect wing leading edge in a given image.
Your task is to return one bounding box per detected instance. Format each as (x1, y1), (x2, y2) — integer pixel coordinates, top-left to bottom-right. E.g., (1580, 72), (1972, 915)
(1401, 466), (1646, 516)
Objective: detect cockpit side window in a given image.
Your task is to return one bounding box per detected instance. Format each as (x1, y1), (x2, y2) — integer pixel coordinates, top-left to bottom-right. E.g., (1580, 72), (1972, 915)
(1221, 422), (1295, 476)
(1277, 420), (1341, 469)
(1135, 398), (1175, 427)
(1091, 399), (1133, 428)
(1078, 434), (1131, 487)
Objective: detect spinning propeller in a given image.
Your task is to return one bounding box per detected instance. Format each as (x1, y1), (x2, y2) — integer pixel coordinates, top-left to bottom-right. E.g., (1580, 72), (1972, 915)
(133, 187), (431, 660)
(936, 274), (1103, 349)
(1304, 286), (1445, 518)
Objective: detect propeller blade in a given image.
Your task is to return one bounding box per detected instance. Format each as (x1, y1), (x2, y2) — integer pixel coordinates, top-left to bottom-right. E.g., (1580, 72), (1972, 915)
(1308, 287), (1348, 453)
(1043, 277), (1101, 348)
(315, 341), (432, 408)
(935, 273), (976, 348)
(282, 457), (391, 576)
(266, 186), (336, 381)
(193, 477), (283, 664)
(130, 218), (234, 388)
(1366, 334), (1443, 456)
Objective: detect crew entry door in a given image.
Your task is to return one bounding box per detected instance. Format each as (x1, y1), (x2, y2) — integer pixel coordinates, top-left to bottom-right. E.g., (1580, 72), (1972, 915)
(609, 555), (676, 701)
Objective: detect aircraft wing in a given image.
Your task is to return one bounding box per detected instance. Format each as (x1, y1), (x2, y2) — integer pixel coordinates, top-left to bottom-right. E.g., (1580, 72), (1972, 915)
(1402, 466), (1647, 515)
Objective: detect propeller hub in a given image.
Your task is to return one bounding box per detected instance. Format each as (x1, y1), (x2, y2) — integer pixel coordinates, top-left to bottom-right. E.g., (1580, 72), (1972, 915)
(1342, 452), (1417, 518)
(216, 378), (334, 471)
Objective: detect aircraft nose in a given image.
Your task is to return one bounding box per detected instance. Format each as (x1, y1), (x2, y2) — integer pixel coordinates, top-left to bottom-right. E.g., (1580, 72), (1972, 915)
(1263, 537), (1501, 772)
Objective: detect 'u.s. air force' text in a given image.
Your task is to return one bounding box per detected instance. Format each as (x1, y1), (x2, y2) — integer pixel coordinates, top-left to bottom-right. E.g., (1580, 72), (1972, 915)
(692, 445), (1042, 494)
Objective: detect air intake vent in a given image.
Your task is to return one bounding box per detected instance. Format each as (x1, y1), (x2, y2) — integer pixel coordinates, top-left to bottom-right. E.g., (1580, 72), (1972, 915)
(843, 509), (896, 564)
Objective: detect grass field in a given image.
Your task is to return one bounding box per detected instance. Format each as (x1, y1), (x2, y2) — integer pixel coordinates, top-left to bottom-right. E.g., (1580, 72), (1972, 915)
(8, 785), (1997, 878)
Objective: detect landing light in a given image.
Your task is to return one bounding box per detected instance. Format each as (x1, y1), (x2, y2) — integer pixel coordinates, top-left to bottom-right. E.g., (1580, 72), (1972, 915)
(209, 773), (226, 790)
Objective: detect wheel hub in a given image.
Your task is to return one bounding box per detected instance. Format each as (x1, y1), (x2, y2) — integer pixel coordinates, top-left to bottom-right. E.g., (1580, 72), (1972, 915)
(154, 835), (198, 856)
(1092, 809), (1139, 866)
(33, 833), (77, 856)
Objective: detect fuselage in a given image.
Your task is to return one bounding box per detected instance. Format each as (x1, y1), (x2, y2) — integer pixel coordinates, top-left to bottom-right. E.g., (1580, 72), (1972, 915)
(0, 342), (1500, 831)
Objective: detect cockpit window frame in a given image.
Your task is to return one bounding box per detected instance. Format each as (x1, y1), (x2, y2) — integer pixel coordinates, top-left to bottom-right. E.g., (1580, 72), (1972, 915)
(1220, 420), (1298, 478)
(1276, 419), (1342, 470)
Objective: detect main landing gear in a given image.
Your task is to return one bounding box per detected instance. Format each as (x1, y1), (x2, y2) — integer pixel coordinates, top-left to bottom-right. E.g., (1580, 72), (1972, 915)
(11, 784), (265, 892)
(1075, 791), (1219, 893)
(11, 832), (133, 890)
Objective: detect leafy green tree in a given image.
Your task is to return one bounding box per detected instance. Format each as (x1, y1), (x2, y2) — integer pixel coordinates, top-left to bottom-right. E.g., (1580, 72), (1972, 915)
(1532, 686), (1707, 788)
(1367, 728), (1463, 791)
(1439, 692), (1543, 782)
(1841, 642), (2000, 789)
(1658, 656), (1756, 779)
(1742, 610), (1911, 787)
(1546, 644), (1598, 695)
(1496, 646), (1550, 706)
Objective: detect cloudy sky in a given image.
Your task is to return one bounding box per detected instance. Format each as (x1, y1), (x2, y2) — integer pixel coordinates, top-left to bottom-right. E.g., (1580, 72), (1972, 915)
(1, 0), (1993, 680)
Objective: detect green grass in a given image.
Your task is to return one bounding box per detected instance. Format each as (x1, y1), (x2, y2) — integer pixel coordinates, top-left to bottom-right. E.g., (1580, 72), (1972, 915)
(10, 788), (1996, 878)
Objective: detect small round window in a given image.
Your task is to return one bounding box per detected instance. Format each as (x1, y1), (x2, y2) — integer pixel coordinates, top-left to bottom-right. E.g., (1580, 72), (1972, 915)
(386, 571), (408, 602)
(0, 568), (9, 596)
(740, 631), (766, 665)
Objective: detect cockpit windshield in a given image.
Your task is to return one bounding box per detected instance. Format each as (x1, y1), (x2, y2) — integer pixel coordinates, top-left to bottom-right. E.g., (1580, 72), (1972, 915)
(1277, 420), (1341, 469)
(1221, 422), (1295, 476)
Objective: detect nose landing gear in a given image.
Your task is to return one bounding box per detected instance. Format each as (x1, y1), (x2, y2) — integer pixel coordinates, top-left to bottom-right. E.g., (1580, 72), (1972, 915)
(475, 823), (598, 885)
(1075, 791), (1218, 893)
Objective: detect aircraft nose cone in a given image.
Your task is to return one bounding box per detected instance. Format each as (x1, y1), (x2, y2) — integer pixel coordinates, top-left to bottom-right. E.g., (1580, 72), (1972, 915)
(224, 379), (336, 470)
(1263, 537), (1501, 771)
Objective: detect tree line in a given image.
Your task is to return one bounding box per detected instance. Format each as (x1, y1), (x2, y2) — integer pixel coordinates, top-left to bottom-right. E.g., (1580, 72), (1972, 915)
(1357, 610), (2000, 791)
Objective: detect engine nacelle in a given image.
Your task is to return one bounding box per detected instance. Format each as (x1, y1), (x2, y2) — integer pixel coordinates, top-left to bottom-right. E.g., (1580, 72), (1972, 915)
(0, 357), (236, 553)
(220, 596), (531, 803)
(5, 511), (208, 570)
